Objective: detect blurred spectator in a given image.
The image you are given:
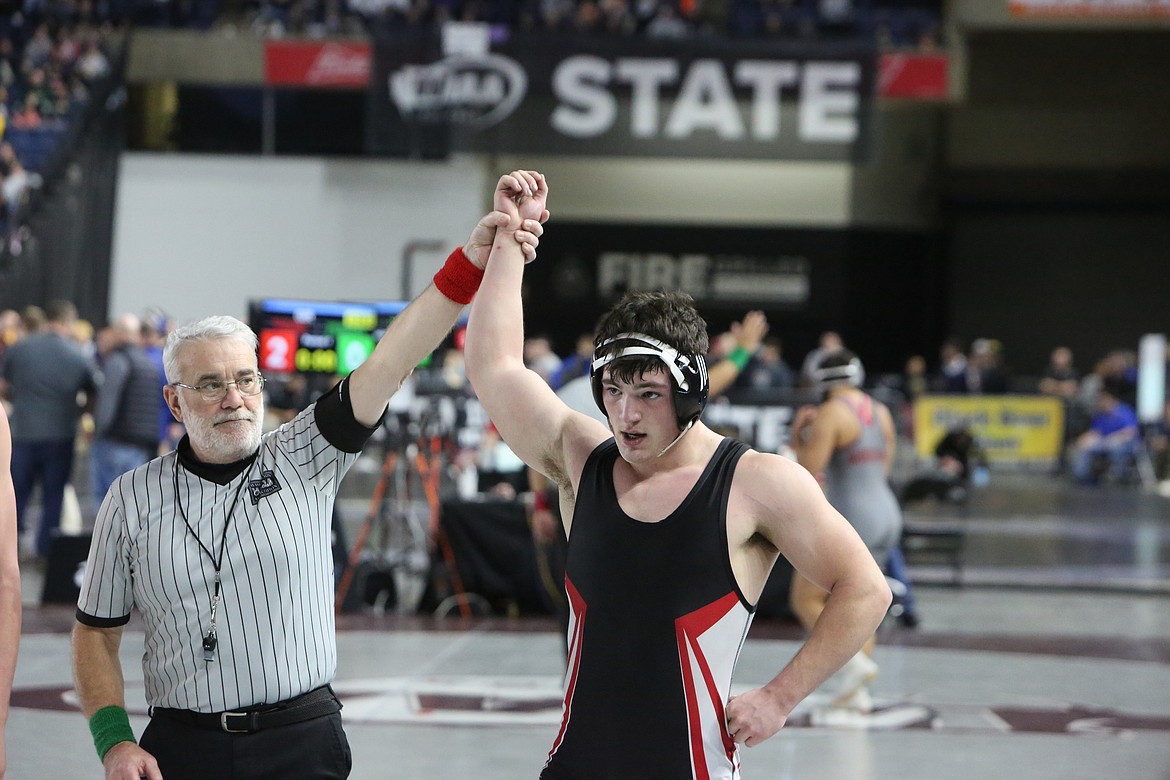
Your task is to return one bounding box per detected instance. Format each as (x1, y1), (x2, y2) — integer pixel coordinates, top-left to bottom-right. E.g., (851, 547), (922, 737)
(600, 0), (638, 34)
(23, 67), (55, 118)
(0, 299), (97, 560)
(1071, 381), (1140, 486)
(21, 24), (54, 72)
(900, 424), (985, 505)
(754, 0), (817, 39)
(549, 332), (594, 390)
(89, 313), (162, 503)
(691, 0), (731, 34)
(574, 0), (606, 32)
(20, 306), (46, 335)
(708, 309), (768, 398)
(0, 309), (22, 370)
(1079, 350), (1138, 412)
(0, 38), (16, 90)
(1039, 345), (1084, 468)
(0, 143), (32, 220)
(1149, 398), (1170, 495)
(1100, 350), (1138, 406)
(523, 334), (562, 385)
(645, 1), (690, 37)
(890, 353), (928, 439)
(707, 325), (735, 364)
(536, 0), (577, 29)
(9, 94), (41, 129)
(817, 0), (855, 30)
(935, 336), (967, 394)
(140, 311), (181, 455)
(1038, 346), (1080, 401)
(477, 420), (528, 497)
(901, 354), (928, 403)
(438, 347), (472, 394)
(966, 337), (1008, 394)
(738, 335), (794, 390)
(70, 312), (96, 350)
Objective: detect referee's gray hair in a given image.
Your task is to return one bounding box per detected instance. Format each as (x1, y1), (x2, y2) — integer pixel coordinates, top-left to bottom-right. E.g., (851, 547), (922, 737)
(163, 315), (258, 383)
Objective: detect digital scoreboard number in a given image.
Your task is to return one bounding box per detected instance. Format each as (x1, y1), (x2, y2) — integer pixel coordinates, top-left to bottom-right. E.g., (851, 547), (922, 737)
(250, 298), (460, 377)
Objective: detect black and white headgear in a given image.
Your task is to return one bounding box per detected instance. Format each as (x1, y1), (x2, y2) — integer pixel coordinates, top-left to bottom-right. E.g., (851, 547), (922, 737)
(812, 349), (865, 394)
(590, 332), (709, 430)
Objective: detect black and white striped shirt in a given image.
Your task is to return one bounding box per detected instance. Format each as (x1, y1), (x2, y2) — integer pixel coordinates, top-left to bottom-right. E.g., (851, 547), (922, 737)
(77, 380), (378, 712)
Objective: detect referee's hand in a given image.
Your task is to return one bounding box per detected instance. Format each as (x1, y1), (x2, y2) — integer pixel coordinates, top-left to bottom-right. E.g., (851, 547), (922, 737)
(103, 741), (162, 780)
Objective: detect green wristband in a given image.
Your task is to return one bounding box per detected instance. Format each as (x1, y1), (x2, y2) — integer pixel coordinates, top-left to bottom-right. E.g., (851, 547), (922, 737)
(727, 346), (752, 371)
(90, 705), (136, 761)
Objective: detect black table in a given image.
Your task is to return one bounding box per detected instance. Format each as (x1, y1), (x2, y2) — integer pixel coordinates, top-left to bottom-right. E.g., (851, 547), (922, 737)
(436, 499), (565, 616)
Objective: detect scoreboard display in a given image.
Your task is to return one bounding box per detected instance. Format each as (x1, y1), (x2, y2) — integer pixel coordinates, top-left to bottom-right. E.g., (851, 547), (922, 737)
(249, 298), (464, 376)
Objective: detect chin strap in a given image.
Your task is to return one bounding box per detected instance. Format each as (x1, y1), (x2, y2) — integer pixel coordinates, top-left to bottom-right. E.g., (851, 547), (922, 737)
(657, 419), (695, 458)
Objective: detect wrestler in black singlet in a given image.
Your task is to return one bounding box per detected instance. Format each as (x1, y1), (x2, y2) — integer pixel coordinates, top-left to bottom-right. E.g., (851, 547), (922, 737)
(542, 437), (755, 780)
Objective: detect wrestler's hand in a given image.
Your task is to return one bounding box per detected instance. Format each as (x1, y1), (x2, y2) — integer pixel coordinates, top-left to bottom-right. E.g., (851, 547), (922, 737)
(726, 688), (788, 748)
(103, 741), (163, 780)
(494, 170), (550, 233)
(791, 404), (819, 442)
(463, 211), (544, 270)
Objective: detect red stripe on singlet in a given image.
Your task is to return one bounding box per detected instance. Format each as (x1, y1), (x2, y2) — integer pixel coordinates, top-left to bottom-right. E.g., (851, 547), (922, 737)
(676, 592), (742, 780)
(856, 394), (874, 426)
(545, 577), (587, 767)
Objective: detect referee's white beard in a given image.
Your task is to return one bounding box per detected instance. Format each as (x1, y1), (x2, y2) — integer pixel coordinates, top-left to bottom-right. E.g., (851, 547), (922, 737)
(186, 406), (264, 463)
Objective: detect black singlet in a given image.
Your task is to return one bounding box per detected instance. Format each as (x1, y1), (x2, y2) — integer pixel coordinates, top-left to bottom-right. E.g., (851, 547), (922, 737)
(542, 437), (755, 780)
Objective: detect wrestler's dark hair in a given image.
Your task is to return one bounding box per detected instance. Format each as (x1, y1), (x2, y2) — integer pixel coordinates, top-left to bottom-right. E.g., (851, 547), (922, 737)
(593, 291), (709, 386)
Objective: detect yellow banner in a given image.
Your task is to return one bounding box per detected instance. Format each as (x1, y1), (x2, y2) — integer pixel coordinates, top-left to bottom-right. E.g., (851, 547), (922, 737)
(913, 395), (1065, 464)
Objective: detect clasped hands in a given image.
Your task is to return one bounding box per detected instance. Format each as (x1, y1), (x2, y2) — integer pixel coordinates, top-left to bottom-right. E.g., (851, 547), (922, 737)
(463, 170), (551, 270)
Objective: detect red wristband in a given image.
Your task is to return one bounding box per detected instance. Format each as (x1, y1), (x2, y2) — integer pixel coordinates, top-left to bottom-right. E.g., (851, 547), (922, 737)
(434, 247), (485, 305)
(533, 491), (550, 511)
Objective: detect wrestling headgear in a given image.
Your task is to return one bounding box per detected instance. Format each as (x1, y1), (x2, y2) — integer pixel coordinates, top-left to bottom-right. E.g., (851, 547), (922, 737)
(590, 332), (709, 430)
(812, 349), (865, 394)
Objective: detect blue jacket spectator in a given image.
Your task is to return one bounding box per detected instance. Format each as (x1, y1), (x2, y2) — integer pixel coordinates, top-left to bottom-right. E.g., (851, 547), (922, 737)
(1071, 381), (1141, 486)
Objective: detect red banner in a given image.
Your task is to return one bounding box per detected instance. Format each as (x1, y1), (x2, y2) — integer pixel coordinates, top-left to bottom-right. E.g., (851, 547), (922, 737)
(264, 41), (372, 88)
(878, 52), (948, 100)
(1009, 0), (1170, 17)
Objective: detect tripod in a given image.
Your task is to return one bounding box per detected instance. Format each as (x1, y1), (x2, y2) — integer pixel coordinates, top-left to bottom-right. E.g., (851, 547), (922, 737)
(334, 401), (477, 617)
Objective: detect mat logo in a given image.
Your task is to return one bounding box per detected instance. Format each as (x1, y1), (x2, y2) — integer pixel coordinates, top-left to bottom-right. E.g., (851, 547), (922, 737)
(389, 54), (528, 129)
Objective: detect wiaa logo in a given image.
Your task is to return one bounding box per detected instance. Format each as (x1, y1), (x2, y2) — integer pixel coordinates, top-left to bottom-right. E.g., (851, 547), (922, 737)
(389, 54), (527, 130)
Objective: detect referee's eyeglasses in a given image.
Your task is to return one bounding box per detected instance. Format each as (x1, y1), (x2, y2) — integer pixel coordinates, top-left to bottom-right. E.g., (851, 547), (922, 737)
(172, 373), (266, 402)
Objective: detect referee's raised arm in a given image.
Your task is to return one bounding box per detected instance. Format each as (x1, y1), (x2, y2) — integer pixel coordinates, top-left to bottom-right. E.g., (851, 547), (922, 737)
(345, 171), (547, 427)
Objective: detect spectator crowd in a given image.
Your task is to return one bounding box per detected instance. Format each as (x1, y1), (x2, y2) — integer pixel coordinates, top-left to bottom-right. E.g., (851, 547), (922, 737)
(0, 301), (177, 565)
(0, 10), (114, 244)
(7, 0), (942, 49)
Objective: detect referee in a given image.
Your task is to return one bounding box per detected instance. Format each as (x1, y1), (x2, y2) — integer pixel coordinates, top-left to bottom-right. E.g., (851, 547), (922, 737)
(71, 172), (548, 780)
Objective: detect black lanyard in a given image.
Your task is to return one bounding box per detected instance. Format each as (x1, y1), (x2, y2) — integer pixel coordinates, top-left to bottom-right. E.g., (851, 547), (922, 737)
(173, 459), (252, 663)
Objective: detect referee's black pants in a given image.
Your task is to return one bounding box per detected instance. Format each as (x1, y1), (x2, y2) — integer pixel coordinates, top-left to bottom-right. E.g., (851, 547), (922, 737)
(139, 710), (352, 779)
